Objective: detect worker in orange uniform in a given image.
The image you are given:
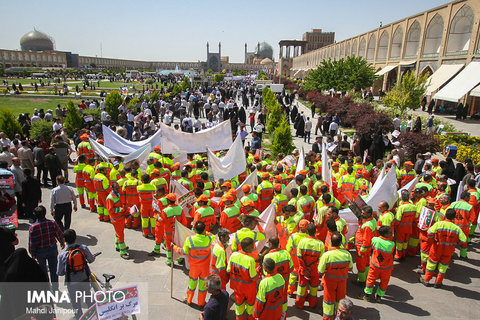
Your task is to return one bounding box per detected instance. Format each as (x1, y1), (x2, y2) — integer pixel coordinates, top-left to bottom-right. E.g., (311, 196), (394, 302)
(272, 183), (288, 214)
(73, 155), (87, 209)
(319, 232), (353, 320)
(211, 228), (230, 290)
(254, 258), (287, 320)
(219, 194), (242, 233)
(192, 194), (217, 232)
(256, 172), (274, 212)
(93, 166), (111, 222)
(394, 190), (417, 261)
(227, 237), (258, 320)
(231, 215), (266, 261)
(240, 184), (259, 211)
(82, 158), (97, 212)
(137, 174), (156, 238)
(450, 190), (475, 259)
(263, 236), (293, 296)
(174, 221), (215, 308)
(465, 178), (480, 238)
(420, 208), (467, 287)
(77, 134), (94, 160)
(296, 223), (325, 309)
(286, 219), (309, 295)
(105, 182), (129, 260)
(123, 170), (141, 229)
(297, 185), (316, 221)
(354, 205), (377, 285)
(398, 161), (416, 187)
(153, 193), (187, 265)
(418, 197), (442, 273)
(362, 226), (395, 303)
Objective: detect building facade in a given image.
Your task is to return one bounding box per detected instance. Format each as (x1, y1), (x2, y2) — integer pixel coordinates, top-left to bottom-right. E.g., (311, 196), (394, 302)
(290, 0), (480, 92)
(302, 29), (335, 53)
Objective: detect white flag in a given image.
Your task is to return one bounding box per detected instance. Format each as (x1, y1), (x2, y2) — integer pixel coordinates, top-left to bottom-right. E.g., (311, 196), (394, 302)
(256, 203), (277, 252)
(236, 170), (259, 199)
(321, 142), (332, 188)
(294, 147), (305, 176)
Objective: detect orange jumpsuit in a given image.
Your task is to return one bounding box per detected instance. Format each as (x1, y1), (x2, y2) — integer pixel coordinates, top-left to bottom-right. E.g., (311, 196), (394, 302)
(355, 218), (376, 282)
(105, 191), (127, 255)
(192, 205), (217, 232)
(137, 183), (156, 236)
(158, 205), (187, 264)
(123, 178), (141, 228)
(364, 236), (395, 298)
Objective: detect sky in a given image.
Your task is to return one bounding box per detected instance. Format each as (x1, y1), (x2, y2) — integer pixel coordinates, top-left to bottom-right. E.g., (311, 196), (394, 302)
(0, 0), (451, 63)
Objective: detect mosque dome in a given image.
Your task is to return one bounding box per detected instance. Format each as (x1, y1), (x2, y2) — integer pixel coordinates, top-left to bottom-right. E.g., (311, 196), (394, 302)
(255, 42), (273, 60)
(260, 58), (274, 65)
(20, 29), (54, 51)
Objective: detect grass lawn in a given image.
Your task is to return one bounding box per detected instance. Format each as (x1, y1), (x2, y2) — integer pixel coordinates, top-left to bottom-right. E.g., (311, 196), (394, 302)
(0, 96), (75, 115)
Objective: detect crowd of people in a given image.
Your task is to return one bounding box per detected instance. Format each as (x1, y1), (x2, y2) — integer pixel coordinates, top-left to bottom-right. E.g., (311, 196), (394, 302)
(0, 80), (479, 320)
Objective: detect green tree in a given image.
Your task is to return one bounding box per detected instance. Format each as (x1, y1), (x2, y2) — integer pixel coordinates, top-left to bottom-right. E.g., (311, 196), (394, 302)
(30, 120), (54, 144)
(63, 100), (83, 136)
(382, 70), (429, 114)
(0, 109), (22, 139)
(303, 56), (376, 93)
(150, 90), (160, 103)
(105, 90), (123, 124)
(266, 101), (282, 134)
(213, 73), (226, 83)
(272, 116), (294, 156)
(171, 83), (182, 97)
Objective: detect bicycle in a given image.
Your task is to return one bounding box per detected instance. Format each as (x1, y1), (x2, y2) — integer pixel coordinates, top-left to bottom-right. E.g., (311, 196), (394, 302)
(88, 252), (138, 320)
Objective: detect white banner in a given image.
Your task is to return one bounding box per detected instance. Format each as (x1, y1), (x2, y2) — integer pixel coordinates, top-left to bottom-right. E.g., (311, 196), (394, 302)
(172, 153), (188, 169)
(160, 121), (232, 154)
(208, 135), (246, 182)
(340, 165), (399, 239)
(236, 169), (259, 199)
(90, 138), (151, 166)
(397, 175), (419, 197)
(102, 124), (162, 154)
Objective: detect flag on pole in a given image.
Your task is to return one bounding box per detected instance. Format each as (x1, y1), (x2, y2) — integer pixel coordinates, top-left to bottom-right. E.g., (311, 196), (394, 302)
(322, 142), (332, 188)
(173, 219), (195, 261)
(295, 147), (305, 176)
(236, 169), (259, 199)
(256, 203), (277, 252)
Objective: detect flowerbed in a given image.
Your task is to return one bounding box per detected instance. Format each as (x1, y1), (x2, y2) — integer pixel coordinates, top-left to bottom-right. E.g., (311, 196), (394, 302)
(438, 135), (480, 163)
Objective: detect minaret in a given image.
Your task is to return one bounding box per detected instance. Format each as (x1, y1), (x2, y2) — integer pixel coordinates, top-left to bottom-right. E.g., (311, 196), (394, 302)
(218, 42), (222, 70)
(206, 42), (209, 55)
(244, 43), (247, 63)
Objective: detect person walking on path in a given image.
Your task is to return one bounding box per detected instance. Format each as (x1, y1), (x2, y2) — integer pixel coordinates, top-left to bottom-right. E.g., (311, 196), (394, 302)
(21, 168), (42, 222)
(29, 205), (65, 290)
(105, 182), (130, 260)
(50, 175), (78, 231)
(57, 229), (96, 319)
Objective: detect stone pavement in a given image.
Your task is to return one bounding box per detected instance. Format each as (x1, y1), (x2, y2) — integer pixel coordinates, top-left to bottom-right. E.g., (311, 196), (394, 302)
(13, 169), (480, 320)
(11, 101), (480, 320)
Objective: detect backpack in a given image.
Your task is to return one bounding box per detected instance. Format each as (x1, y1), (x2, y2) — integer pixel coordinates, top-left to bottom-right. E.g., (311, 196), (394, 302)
(66, 245), (90, 281)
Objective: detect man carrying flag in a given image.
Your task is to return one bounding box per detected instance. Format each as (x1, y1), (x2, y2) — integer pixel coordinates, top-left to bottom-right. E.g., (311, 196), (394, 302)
(105, 182), (129, 260)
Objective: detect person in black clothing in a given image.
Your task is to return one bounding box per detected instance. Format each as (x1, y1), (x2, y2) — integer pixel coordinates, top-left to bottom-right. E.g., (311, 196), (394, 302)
(456, 103), (464, 120)
(45, 147), (62, 188)
(201, 274), (228, 320)
(0, 248), (53, 320)
(0, 227), (18, 280)
(33, 140), (48, 186)
(21, 168), (42, 221)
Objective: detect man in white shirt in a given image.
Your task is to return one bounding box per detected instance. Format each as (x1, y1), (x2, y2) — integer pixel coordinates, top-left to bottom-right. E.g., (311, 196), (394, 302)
(406, 116), (413, 132)
(101, 110), (109, 122)
(328, 121), (339, 138)
(141, 101), (148, 110)
(304, 117), (313, 144)
(118, 103), (127, 113)
(193, 117), (202, 132)
(31, 113), (41, 123)
(163, 112), (171, 126)
(393, 115), (401, 131)
(0, 132), (11, 148)
(127, 110), (135, 123)
(100, 99), (105, 110)
(89, 101), (96, 109)
(218, 101), (225, 116)
(52, 119), (63, 132)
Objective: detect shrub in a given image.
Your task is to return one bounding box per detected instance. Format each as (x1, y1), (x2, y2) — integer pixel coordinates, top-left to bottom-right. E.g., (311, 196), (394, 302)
(30, 120), (54, 144)
(128, 97), (139, 109)
(213, 74), (226, 83)
(267, 102), (282, 134)
(63, 100), (83, 136)
(0, 109), (22, 139)
(150, 90), (160, 103)
(145, 78), (154, 85)
(355, 111), (394, 135)
(105, 91), (123, 124)
(272, 116), (294, 156)
(343, 103), (374, 128)
(398, 132), (441, 161)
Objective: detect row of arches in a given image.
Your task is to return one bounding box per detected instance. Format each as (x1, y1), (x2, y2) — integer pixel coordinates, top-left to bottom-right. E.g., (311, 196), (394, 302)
(314, 4), (475, 62)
